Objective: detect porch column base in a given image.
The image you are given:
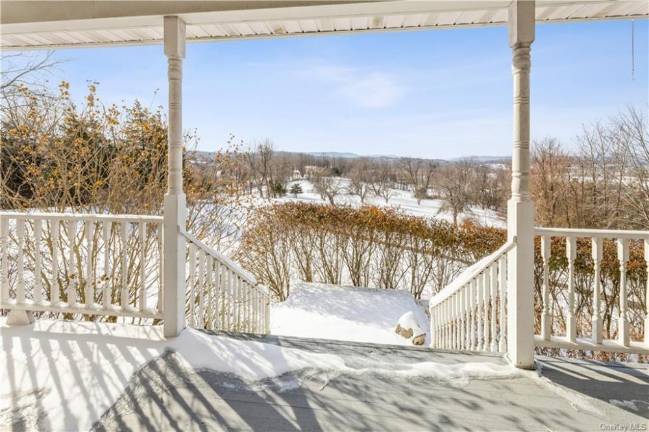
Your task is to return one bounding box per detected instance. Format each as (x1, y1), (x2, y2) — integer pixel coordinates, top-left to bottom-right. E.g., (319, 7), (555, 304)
(163, 193), (187, 338)
(6, 310), (34, 326)
(507, 198), (535, 369)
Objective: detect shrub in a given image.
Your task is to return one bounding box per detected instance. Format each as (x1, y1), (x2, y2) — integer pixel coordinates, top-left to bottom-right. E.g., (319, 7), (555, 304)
(237, 202), (506, 300)
(289, 183), (303, 197)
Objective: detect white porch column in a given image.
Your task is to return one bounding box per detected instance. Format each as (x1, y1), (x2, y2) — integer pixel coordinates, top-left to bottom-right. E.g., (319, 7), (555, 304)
(163, 16), (187, 338)
(506, 0), (536, 369)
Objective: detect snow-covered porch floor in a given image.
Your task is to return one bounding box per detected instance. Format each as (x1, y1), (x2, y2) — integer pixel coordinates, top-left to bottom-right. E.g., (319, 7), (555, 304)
(2, 320), (647, 431)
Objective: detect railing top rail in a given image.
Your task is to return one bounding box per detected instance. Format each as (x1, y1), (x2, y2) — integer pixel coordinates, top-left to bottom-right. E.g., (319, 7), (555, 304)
(179, 227), (261, 288)
(429, 239), (515, 308)
(535, 226), (649, 240)
(0, 211), (163, 223)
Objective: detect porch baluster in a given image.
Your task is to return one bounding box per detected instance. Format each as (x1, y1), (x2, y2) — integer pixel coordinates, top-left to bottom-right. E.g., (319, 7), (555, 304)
(34, 220), (43, 304)
(459, 289), (465, 350)
(465, 283), (472, 349)
(0, 216), (8, 304)
(85, 220), (95, 307)
(498, 256), (507, 352)
(617, 239), (629, 347)
(540, 235), (551, 340)
(469, 279), (476, 350)
(482, 269), (491, 351)
(67, 220), (78, 306)
(490, 265), (498, 351)
(591, 238), (603, 344)
(645, 239), (649, 345)
(102, 221), (111, 309)
(52, 219), (61, 305)
(477, 275), (484, 350)
(198, 250), (207, 327)
(188, 243), (197, 326)
(157, 227), (163, 315)
(453, 291), (459, 350)
(566, 236), (576, 343)
(16, 218), (25, 303)
(139, 222), (146, 312)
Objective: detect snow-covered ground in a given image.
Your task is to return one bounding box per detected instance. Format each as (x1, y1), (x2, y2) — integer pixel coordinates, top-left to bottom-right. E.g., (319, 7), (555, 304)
(271, 282), (431, 346)
(274, 178), (505, 228)
(215, 177), (504, 253)
(0, 318), (345, 431)
(0, 317), (517, 430)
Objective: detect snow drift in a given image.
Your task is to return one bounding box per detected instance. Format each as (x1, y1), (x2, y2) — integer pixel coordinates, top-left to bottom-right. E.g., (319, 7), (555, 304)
(271, 282), (431, 346)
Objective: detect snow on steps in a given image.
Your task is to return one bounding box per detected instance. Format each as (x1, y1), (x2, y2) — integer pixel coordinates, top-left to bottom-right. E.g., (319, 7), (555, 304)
(270, 282), (430, 346)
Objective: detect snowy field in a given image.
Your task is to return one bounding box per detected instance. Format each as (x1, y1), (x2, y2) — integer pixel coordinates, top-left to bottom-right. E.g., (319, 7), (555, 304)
(0, 317), (518, 430)
(215, 177), (504, 254)
(272, 178), (506, 228)
(271, 282), (431, 346)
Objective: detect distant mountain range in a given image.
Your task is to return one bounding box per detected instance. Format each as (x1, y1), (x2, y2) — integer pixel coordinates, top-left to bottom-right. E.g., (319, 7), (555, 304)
(447, 155), (510, 163)
(307, 152), (510, 163)
(305, 152), (361, 159)
(187, 150), (509, 163)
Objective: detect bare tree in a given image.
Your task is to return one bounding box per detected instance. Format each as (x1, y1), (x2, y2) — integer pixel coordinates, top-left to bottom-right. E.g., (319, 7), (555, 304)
(347, 160), (371, 203)
(618, 107), (649, 229)
(1, 52), (59, 98)
(368, 162), (395, 204)
(244, 139), (275, 199)
(400, 158), (437, 204)
(312, 170), (341, 205)
(435, 160), (474, 225)
(530, 138), (571, 226)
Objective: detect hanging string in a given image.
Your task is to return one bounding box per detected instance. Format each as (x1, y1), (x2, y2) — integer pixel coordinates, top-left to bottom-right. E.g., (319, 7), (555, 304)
(631, 20), (635, 81)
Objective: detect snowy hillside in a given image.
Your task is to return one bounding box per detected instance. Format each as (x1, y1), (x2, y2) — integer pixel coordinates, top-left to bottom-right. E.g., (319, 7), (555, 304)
(270, 282), (431, 346)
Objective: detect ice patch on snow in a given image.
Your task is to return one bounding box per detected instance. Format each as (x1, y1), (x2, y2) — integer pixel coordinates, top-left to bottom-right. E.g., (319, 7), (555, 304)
(609, 399), (649, 412)
(334, 360), (518, 386)
(263, 359), (518, 394)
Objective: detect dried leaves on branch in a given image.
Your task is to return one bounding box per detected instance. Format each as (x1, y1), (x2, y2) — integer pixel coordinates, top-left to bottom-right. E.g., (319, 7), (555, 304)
(0, 82), (247, 322)
(1, 82), (245, 250)
(236, 202), (506, 300)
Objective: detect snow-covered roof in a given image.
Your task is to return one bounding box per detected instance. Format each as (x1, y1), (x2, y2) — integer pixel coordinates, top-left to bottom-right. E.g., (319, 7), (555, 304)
(1, 1), (647, 50)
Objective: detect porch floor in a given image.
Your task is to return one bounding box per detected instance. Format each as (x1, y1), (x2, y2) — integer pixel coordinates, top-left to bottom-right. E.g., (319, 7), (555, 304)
(2, 320), (647, 432)
(92, 334), (647, 432)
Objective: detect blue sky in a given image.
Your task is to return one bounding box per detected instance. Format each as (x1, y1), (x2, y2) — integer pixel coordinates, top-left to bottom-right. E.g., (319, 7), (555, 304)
(14, 19), (649, 159)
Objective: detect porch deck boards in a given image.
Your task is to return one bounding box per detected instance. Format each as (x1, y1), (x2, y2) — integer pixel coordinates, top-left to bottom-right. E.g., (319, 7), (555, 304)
(92, 334), (648, 432)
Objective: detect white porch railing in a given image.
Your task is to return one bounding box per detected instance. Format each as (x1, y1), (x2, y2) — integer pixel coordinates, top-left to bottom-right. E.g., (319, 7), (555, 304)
(0, 212), (164, 320)
(0, 211), (271, 335)
(181, 229), (271, 334)
(430, 228), (649, 357)
(429, 241), (514, 353)
(534, 227), (649, 354)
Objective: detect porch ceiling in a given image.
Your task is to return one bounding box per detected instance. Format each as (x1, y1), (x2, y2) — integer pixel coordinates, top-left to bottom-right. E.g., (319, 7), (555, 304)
(1, 0), (647, 50)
